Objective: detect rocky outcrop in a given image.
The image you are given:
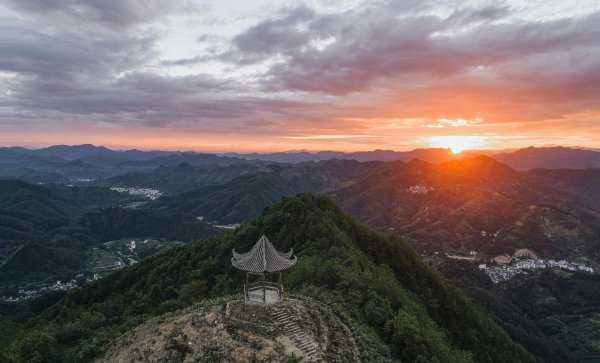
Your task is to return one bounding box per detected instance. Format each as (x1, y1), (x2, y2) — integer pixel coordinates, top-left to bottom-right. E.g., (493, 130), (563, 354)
(97, 296), (361, 362)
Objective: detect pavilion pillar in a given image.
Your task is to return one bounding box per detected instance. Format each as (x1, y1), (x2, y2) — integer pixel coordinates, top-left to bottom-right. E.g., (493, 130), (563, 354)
(279, 272), (283, 299)
(245, 272), (249, 300)
(262, 274), (266, 302)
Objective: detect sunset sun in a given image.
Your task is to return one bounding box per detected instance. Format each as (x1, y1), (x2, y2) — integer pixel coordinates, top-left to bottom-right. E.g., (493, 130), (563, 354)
(428, 136), (487, 154)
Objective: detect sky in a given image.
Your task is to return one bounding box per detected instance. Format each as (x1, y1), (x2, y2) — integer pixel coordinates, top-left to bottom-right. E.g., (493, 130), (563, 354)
(0, 0), (599, 152)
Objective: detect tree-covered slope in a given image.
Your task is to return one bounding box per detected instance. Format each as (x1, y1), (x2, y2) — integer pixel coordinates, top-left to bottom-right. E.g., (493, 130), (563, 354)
(2, 194), (535, 362)
(150, 160), (380, 223)
(438, 259), (600, 362)
(0, 180), (131, 219)
(0, 181), (218, 295)
(334, 156), (600, 262)
(103, 162), (262, 194)
(152, 171), (295, 223)
(527, 168), (600, 210)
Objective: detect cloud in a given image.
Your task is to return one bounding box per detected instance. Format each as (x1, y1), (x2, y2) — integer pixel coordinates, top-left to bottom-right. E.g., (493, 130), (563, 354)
(229, 6), (316, 60)
(423, 118), (477, 128)
(0, 0), (599, 151)
(2, 0), (183, 28)
(0, 18), (157, 80)
(0, 1), (335, 133)
(283, 134), (379, 140)
(220, 2), (517, 94)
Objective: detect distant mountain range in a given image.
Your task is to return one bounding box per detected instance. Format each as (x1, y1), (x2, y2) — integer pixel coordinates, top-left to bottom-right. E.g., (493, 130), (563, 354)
(223, 148), (481, 163)
(2, 145), (599, 274)
(0, 144), (256, 183)
(4, 144), (175, 161)
(493, 146), (600, 170)
(2, 144), (599, 186)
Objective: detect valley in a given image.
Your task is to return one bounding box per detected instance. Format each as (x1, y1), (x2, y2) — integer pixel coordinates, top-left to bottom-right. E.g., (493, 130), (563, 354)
(1, 238), (185, 303)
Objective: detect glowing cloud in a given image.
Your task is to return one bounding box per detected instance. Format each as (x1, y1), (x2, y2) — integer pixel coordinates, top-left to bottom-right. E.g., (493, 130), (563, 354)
(428, 135), (488, 154)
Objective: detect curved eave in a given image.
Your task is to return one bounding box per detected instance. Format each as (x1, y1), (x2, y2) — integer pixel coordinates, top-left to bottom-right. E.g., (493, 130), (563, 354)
(231, 255), (297, 273)
(231, 235), (297, 273)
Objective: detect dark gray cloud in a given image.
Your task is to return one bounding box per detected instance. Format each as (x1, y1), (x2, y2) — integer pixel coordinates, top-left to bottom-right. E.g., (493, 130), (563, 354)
(0, 0), (329, 131)
(2, 0), (181, 28)
(226, 6), (316, 63)
(7, 70), (299, 120)
(223, 2), (600, 103)
(0, 18), (156, 80)
(219, 3), (512, 93)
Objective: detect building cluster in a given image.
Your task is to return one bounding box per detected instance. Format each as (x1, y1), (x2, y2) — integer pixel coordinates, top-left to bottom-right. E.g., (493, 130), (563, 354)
(212, 223), (241, 230)
(479, 258), (595, 283)
(1, 279), (79, 303)
(110, 187), (162, 199)
(407, 185), (435, 194)
(481, 230), (500, 238)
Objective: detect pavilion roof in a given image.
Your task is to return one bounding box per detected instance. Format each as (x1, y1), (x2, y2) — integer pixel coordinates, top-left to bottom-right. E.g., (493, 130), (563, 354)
(231, 235), (297, 273)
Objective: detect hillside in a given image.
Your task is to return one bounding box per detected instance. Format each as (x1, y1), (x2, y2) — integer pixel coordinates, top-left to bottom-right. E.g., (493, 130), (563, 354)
(0, 181), (135, 292)
(1, 194), (535, 362)
(0, 181), (218, 296)
(144, 156), (600, 264)
(151, 160), (380, 223)
(151, 171), (296, 223)
(0, 180), (131, 219)
(98, 296), (360, 362)
(527, 168), (600, 210)
(103, 162), (262, 194)
(438, 259), (600, 362)
(334, 156), (600, 263)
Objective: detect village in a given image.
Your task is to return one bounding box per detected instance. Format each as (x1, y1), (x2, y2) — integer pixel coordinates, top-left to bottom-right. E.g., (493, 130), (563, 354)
(109, 187), (162, 200)
(1, 279), (80, 303)
(478, 258), (595, 283)
(1, 238), (176, 303)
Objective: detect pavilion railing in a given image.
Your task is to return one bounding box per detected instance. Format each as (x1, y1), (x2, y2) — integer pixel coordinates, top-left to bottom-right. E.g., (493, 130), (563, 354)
(244, 281), (283, 302)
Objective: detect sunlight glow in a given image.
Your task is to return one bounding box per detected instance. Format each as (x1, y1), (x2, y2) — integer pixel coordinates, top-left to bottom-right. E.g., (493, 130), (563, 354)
(428, 136), (488, 154)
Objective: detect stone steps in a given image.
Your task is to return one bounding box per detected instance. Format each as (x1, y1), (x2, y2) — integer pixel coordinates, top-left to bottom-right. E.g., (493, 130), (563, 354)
(272, 308), (322, 361)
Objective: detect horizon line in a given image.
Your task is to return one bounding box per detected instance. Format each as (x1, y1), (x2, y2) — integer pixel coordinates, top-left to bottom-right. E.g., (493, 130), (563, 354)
(2, 143), (598, 155)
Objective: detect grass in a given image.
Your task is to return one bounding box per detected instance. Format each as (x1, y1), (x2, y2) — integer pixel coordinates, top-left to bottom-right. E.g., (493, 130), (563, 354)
(103, 238), (183, 259)
(86, 248), (122, 273)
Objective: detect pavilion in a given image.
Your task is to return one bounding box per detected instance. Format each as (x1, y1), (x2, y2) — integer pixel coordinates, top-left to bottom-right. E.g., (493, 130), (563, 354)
(231, 235), (297, 304)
